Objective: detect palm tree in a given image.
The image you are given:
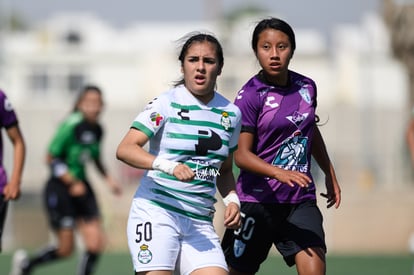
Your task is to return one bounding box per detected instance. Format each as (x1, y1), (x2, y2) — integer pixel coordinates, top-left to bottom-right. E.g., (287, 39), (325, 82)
(383, 0), (414, 107)
(384, 0), (414, 171)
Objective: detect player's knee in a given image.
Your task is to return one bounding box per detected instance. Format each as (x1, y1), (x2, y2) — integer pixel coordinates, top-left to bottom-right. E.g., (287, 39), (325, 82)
(85, 235), (106, 253)
(57, 246), (74, 257)
(56, 241), (75, 257)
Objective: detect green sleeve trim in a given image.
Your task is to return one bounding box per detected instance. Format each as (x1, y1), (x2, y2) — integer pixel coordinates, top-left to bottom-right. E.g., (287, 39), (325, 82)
(131, 121), (154, 138)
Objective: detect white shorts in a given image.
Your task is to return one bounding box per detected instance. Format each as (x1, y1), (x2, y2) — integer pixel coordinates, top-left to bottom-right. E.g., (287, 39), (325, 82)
(127, 198), (228, 275)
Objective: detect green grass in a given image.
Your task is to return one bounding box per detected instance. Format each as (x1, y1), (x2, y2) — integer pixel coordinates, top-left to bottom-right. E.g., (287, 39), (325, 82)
(0, 252), (413, 275)
(260, 254), (414, 275)
(0, 252), (134, 275)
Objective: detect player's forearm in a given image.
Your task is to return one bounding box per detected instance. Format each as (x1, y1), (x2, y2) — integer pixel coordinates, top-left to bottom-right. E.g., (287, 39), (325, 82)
(235, 148), (282, 179)
(311, 127), (332, 175)
(117, 143), (155, 170)
(9, 137), (26, 186)
(407, 120), (414, 167)
(94, 158), (108, 177)
(217, 170), (236, 198)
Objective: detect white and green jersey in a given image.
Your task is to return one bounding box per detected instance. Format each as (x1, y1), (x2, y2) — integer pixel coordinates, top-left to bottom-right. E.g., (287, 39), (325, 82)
(131, 85), (241, 222)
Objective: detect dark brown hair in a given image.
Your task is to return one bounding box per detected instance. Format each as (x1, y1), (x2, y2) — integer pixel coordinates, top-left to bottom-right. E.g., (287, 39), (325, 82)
(252, 17), (296, 56)
(174, 32), (224, 87)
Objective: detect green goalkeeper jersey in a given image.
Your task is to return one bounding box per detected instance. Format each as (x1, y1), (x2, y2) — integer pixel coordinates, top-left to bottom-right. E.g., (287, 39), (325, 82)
(48, 112), (102, 181)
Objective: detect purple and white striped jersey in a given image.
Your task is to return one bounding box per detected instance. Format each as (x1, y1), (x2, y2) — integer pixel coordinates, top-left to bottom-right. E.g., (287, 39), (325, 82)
(234, 71), (318, 204)
(0, 90), (18, 194)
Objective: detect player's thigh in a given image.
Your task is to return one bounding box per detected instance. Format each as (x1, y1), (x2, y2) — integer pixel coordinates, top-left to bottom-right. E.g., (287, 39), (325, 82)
(222, 202), (274, 274)
(190, 266), (227, 275)
(276, 200), (326, 267)
(286, 200), (325, 249)
(295, 247), (325, 275)
(179, 220), (227, 275)
(127, 198), (180, 273)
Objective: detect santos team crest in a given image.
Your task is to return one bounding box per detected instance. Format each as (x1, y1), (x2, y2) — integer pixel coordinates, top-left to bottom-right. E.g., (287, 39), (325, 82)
(137, 244), (153, 264)
(221, 111), (231, 130)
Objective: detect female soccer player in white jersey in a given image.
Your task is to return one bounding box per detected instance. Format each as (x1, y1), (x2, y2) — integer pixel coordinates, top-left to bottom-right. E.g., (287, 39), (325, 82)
(221, 18), (341, 275)
(116, 32), (242, 275)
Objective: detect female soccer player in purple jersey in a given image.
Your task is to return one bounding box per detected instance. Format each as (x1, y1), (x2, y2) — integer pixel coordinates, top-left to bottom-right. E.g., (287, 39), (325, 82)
(221, 18), (341, 275)
(0, 89), (25, 253)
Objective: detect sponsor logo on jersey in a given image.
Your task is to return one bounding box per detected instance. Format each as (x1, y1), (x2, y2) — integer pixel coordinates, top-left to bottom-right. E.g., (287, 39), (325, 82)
(191, 158), (220, 181)
(272, 130), (309, 172)
(286, 111), (308, 127)
(150, 112), (163, 127)
(195, 165), (220, 181)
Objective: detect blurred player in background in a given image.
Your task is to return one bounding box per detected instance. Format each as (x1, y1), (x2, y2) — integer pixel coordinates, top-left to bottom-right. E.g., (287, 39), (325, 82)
(10, 85), (121, 275)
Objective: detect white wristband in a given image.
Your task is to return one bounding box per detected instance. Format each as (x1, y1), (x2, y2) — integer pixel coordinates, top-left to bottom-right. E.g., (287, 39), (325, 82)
(152, 157), (180, 176)
(51, 159), (68, 177)
(223, 192), (240, 208)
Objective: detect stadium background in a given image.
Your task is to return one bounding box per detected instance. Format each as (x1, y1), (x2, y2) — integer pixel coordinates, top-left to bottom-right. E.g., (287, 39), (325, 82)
(1, 0), (414, 274)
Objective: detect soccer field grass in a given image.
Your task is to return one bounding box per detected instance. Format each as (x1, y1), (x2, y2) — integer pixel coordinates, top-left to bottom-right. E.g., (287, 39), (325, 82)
(0, 252), (412, 274)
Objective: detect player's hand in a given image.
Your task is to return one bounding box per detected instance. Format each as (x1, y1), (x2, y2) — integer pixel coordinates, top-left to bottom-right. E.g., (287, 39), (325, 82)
(272, 167), (312, 188)
(224, 203), (241, 230)
(172, 164), (195, 182)
(3, 182), (21, 201)
(69, 181), (86, 197)
(320, 176), (341, 209)
(106, 175), (122, 196)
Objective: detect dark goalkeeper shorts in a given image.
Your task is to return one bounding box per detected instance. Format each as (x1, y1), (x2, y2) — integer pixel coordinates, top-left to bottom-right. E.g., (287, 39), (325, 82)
(44, 177), (100, 230)
(221, 200), (326, 273)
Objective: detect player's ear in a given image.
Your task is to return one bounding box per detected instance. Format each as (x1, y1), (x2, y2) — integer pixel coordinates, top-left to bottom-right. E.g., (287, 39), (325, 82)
(217, 64), (223, 76)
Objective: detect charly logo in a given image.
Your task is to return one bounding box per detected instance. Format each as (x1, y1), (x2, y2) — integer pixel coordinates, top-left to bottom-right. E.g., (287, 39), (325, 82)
(137, 244), (152, 264)
(264, 96), (279, 108)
